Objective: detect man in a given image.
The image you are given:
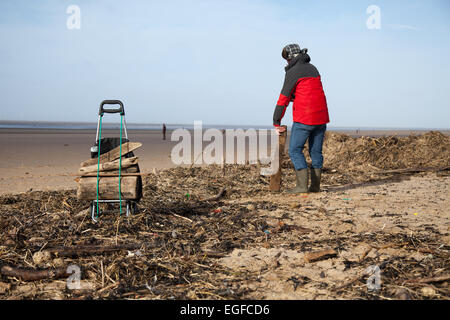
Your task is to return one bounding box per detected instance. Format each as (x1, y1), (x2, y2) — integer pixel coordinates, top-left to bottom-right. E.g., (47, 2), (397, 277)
(273, 44), (330, 193)
(162, 123), (167, 140)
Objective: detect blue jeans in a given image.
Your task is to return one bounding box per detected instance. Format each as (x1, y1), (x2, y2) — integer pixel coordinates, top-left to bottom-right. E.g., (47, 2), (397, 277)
(288, 122), (327, 170)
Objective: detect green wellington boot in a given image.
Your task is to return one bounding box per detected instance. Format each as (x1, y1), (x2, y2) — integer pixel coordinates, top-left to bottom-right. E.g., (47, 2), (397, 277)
(287, 169), (309, 194)
(308, 168), (322, 192)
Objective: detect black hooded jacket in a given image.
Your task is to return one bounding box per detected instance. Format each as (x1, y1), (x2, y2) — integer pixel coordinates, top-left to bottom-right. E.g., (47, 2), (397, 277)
(273, 52), (329, 126)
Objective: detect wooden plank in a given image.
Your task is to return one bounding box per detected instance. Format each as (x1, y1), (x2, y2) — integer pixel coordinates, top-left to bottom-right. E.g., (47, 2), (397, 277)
(80, 142), (142, 167)
(122, 164), (139, 173)
(304, 249), (337, 263)
(76, 176), (140, 200)
(74, 166), (141, 182)
(77, 172), (144, 177)
(269, 125), (287, 192)
(78, 157), (138, 175)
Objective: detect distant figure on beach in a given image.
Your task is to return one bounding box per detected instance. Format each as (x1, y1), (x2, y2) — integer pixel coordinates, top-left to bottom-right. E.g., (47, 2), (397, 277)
(162, 123), (166, 140)
(273, 44), (330, 194)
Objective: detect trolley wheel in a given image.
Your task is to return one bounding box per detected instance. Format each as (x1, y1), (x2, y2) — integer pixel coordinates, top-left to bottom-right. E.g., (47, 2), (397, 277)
(126, 202), (131, 217)
(91, 202), (98, 223)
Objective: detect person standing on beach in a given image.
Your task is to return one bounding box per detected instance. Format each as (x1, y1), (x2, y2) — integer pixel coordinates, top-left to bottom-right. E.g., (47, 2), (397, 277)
(273, 44), (330, 193)
(162, 123), (167, 140)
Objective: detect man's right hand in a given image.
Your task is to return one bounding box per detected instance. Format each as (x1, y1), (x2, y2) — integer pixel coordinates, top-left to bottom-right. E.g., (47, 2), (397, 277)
(275, 126), (286, 135)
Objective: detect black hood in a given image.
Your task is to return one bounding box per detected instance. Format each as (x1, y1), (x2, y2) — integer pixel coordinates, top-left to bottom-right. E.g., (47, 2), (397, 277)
(285, 52), (311, 71)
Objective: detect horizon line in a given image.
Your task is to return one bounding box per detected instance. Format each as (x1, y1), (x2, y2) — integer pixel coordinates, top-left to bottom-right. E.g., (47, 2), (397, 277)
(0, 120), (449, 131)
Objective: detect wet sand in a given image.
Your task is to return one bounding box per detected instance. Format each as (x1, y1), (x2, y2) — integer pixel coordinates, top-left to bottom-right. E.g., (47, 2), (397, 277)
(0, 129), (177, 195)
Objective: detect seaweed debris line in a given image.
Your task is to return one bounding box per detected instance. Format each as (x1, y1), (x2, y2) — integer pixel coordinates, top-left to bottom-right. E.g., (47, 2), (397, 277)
(0, 131), (449, 300)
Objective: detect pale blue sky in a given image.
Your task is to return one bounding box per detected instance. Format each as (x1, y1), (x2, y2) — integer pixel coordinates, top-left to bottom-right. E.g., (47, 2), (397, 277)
(0, 0), (449, 128)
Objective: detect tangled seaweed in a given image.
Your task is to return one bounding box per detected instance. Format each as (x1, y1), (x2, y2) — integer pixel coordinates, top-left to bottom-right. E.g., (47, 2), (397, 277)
(0, 132), (448, 299)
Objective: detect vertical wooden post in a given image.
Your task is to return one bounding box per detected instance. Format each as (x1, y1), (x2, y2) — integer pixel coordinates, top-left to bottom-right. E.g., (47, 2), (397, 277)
(221, 129), (226, 176)
(269, 125), (287, 192)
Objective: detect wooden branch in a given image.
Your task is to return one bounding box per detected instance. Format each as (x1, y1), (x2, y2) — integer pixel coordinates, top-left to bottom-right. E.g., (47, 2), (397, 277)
(0, 265), (69, 281)
(405, 275), (450, 284)
(201, 251), (226, 258)
(80, 142), (142, 167)
(202, 188), (227, 202)
(78, 157), (138, 175)
(359, 246), (373, 263)
(334, 272), (365, 291)
(269, 125), (287, 192)
(44, 243), (143, 257)
(171, 213), (193, 223)
(375, 165), (450, 175)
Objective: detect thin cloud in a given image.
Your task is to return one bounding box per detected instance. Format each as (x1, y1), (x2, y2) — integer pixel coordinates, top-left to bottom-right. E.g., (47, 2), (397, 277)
(388, 24), (421, 31)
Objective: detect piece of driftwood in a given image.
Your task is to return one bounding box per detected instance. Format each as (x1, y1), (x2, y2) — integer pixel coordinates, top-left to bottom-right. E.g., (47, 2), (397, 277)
(359, 246), (373, 263)
(202, 188), (227, 202)
(76, 172), (144, 177)
(0, 265), (70, 281)
(304, 249), (337, 263)
(375, 165), (450, 175)
(80, 142), (142, 167)
(201, 251), (226, 258)
(405, 275), (450, 284)
(78, 157), (138, 175)
(45, 243), (143, 257)
(77, 176), (140, 200)
(171, 213), (193, 223)
(269, 125), (287, 192)
(334, 272), (365, 291)
(74, 166), (142, 182)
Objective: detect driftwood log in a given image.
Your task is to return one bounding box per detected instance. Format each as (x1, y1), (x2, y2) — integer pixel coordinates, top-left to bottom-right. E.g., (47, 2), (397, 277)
(0, 265), (70, 281)
(78, 157), (138, 175)
(269, 125), (287, 192)
(405, 275), (450, 284)
(202, 188), (227, 202)
(80, 142), (142, 167)
(77, 176), (140, 200)
(304, 249), (337, 263)
(45, 243), (144, 257)
(0, 244), (155, 281)
(375, 165), (450, 175)
(76, 172), (143, 178)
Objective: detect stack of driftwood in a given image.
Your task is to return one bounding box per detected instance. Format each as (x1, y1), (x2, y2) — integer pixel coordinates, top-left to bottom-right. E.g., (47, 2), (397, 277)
(76, 142), (142, 200)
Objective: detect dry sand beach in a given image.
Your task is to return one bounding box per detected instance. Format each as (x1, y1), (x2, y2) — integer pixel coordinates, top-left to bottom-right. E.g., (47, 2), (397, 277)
(0, 129), (449, 300)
